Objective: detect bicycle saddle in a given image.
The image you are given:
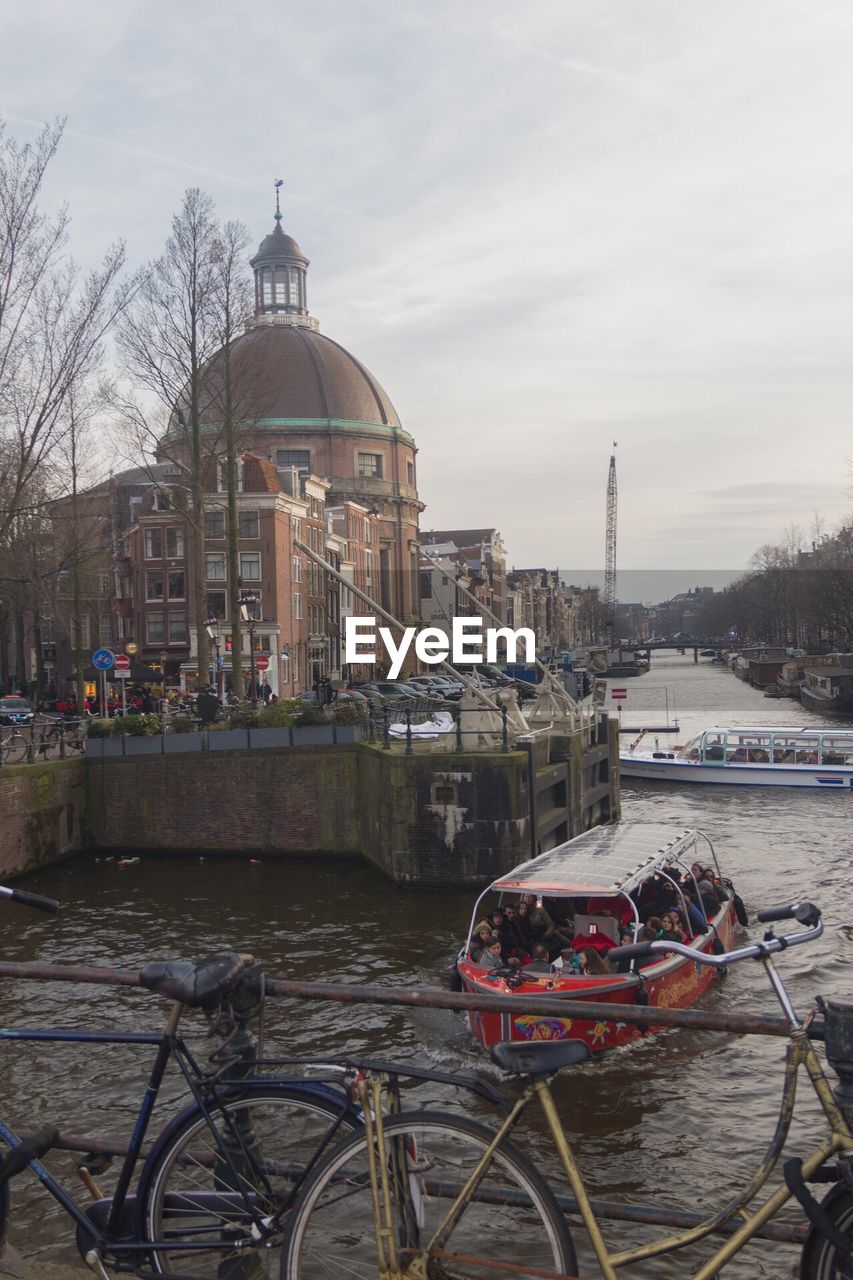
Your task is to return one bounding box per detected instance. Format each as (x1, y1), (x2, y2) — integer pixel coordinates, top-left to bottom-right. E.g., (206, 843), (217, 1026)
(490, 1039), (591, 1076)
(139, 951), (251, 1008)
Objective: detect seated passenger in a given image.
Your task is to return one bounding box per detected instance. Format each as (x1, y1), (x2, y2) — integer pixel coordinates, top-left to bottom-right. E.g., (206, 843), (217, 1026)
(500, 904), (532, 961)
(476, 935), (505, 971)
(470, 922), (495, 961)
(554, 945), (583, 974)
(577, 946), (612, 975)
(659, 911), (686, 945)
(522, 942), (554, 976)
(513, 900), (536, 952)
(696, 880), (721, 918)
(522, 894), (574, 951)
(643, 919), (662, 941)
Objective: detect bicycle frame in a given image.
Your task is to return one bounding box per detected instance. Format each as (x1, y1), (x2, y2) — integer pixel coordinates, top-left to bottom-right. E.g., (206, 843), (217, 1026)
(0, 1000), (292, 1259)
(364, 945), (853, 1279)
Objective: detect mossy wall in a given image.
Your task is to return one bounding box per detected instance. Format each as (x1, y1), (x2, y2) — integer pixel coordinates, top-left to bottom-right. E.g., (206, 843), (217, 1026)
(0, 759), (87, 879)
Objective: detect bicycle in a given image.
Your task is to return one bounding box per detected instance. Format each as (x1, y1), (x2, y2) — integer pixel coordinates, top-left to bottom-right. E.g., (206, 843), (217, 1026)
(0, 887), (509, 1279)
(281, 901), (853, 1279)
(0, 884), (366, 1279)
(0, 726), (30, 764)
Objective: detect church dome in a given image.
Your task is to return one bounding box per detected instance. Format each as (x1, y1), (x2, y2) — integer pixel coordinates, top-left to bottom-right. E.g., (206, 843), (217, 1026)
(199, 323), (402, 429)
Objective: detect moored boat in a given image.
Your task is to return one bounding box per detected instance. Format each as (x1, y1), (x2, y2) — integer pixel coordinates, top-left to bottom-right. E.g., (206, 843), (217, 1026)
(456, 824), (741, 1054)
(620, 725), (853, 788)
(800, 655), (853, 719)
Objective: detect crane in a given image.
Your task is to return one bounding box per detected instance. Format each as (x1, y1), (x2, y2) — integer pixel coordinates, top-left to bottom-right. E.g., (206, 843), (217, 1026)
(604, 443), (617, 644)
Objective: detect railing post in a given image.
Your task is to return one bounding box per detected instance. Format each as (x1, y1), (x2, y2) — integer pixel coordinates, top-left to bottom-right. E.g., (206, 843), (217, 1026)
(59, 721), (66, 760)
(455, 706), (463, 754)
(405, 707), (413, 755)
(382, 706), (391, 750)
(25, 729), (34, 764)
(367, 702), (376, 742)
(501, 704), (509, 752)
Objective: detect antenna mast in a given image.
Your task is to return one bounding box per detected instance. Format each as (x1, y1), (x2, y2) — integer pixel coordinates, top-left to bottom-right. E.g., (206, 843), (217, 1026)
(604, 443), (618, 643)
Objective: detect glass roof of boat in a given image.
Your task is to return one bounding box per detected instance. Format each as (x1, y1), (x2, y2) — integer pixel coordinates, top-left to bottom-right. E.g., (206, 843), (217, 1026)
(490, 824), (700, 896)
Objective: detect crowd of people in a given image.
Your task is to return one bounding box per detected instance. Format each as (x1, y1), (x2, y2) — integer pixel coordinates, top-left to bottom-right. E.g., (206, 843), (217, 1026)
(467, 862), (730, 981)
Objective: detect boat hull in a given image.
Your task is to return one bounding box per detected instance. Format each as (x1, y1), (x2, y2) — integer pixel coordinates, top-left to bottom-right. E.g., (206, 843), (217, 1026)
(800, 686), (853, 718)
(460, 904), (738, 1054)
(620, 754), (853, 788)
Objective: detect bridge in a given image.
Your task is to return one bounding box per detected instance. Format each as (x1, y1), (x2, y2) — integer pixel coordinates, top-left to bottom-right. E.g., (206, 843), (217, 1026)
(625, 639), (728, 664)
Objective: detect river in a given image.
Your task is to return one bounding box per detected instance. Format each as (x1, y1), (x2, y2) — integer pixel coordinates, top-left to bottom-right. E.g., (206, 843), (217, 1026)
(2, 652), (851, 1276)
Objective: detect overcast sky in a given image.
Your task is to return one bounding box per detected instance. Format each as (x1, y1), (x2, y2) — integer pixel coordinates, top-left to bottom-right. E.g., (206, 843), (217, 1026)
(3, 0), (853, 583)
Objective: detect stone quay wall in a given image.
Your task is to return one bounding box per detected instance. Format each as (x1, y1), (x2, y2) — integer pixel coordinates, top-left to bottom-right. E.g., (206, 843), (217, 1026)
(0, 759), (87, 880)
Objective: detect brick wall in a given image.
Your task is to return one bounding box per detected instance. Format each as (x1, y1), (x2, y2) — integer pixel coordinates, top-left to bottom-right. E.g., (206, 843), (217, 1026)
(0, 760), (87, 880)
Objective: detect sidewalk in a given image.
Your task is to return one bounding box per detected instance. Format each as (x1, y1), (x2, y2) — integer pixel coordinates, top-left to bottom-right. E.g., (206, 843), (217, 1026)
(1, 1244), (89, 1280)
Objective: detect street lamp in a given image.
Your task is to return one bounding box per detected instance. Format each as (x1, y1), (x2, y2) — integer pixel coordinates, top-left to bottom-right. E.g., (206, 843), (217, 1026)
(205, 616), (222, 699)
(240, 594), (258, 707)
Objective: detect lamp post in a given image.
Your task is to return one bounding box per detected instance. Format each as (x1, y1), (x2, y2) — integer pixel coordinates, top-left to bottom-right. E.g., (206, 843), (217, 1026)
(240, 594), (258, 707)
(205, 617), (223, 699)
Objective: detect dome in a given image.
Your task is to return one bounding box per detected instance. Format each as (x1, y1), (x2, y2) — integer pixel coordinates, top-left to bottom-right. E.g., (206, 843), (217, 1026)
(197, 322), (402, 430)
(251, 223), (308, 266)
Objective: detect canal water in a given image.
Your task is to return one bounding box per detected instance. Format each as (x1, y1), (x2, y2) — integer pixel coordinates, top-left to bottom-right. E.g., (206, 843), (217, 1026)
(2, 653), (851, 1276)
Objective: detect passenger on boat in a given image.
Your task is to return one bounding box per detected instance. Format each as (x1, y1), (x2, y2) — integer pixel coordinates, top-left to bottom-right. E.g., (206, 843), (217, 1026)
(577, 947), (612, 975)
(659, 911), (686, 945)
(495, 905), (531, 959)
(513, 900), (537, 952)
(470, 922), (494, 961)
(554, 945), (583, 974)
(475, 936), (505, 971)
(521, 894), (574, 950)
(522, 943), (553, 976)
(679, 887), (711, 933)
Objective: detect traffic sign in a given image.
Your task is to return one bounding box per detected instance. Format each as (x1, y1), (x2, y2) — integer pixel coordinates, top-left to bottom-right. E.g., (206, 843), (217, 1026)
(114, 654), (131, 677)
(255, 655), (270, 672)
(92, 647), (115, 671)
(611, 687), (627, 701)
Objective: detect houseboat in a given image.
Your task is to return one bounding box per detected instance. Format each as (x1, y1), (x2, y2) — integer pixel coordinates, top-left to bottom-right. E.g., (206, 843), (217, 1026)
(732, 647), (788, 689)
(800, 655), (853, 719)
(455, 824), (740, 1054)
(620, 725), (853, 787)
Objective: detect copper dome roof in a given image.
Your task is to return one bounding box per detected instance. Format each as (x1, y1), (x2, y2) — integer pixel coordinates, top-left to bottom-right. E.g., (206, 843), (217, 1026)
(198, 323), (401, 429)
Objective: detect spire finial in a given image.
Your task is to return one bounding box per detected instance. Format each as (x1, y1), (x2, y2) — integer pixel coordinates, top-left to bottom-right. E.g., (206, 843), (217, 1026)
(273, 178), (283, 224)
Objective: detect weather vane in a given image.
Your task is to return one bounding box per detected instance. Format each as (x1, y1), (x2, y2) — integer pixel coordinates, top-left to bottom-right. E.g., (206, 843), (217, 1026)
(274, 178), (283, 223)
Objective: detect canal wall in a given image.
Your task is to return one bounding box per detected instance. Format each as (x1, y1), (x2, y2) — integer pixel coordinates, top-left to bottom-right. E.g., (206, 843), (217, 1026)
(0, 759), (87, 879)
(2, 721), (619, 887)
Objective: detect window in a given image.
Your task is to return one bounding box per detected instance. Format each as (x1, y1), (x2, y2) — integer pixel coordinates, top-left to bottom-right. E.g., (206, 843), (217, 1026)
(407, 460), (414, 485)
(166, 527), (184, 557)
(206, 591), (226, 619)
(239, 510), (260, 539)
(274, 268), (288, 304)
(152, 490), (171, 512)
(289, 272), (301, 307)
(357, 452), (383, 478)
(291, 516), (301, 539)
(365, 549), (373, 586)
(240, 551), (261, 581)
(146, 612), (165, 644)
(144, 528), (162, 559)
(168, 611), (187, 643)
(205, 509), (225, 539)
(206, 553), (226, 581)
(146, 571), (164, 602)
(79, 616), (91, 649)
(262, 271), (273, 305)
(293, 593), (303, 620)
(278, 449), (310, 471)
(168, 570), (185, 600)
(293, 555), (302, 583)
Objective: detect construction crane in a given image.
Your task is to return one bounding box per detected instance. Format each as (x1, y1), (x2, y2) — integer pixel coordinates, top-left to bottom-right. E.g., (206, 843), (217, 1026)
(604, 443), (617, 644)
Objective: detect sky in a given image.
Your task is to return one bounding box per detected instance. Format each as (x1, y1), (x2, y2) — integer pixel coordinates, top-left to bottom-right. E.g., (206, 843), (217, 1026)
(3, 0), (853, 586)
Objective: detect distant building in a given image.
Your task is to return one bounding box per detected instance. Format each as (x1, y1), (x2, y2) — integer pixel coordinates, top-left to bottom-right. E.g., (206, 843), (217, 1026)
(422, 529), (507, 623)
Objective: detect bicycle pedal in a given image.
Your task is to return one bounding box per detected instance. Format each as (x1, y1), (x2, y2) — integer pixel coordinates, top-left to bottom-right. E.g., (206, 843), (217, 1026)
(84, 1251), (112, 1280)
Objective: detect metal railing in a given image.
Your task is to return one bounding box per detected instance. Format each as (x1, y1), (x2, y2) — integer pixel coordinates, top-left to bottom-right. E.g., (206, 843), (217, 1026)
(0, 718), (88, 766)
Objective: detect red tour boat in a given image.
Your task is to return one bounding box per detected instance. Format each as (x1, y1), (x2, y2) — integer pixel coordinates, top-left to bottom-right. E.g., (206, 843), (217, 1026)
(456, 823), (743, 1054)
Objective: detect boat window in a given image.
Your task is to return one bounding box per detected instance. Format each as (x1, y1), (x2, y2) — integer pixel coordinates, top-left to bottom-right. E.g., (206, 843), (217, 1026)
(726, 731), (770, 763)
(794, 736), (819, 764)
(820, 735), (853, 765)
(680, 734), (702, 761)
(702, 731), (725, 762)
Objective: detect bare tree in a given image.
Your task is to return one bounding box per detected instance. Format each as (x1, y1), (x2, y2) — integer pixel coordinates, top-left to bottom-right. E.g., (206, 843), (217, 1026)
(0, 117), (130, 550)
(116, 189), (223, 684)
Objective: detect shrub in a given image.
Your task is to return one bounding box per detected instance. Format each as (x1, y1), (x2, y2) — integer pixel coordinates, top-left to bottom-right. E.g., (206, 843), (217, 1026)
(332, 700), (366, 725)
(256, 702), (297, 728)
(115, 713), (163, 737)
(294, 703), (328, 727)
(169, 715), (196, 734)
(86, 718), (112, 739)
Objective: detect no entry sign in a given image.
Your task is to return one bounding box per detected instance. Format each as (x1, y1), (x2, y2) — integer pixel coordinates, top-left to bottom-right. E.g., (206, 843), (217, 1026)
(114, 654), (131, 677)
(255, 655), (270, 672)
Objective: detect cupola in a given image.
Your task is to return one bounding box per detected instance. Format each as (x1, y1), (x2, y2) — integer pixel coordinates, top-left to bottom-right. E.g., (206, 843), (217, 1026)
(249, 180), (316, 329)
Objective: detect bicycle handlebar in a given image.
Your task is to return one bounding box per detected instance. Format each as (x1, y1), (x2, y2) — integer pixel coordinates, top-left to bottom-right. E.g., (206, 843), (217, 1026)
(0, 886), (60, 914)
(609, 910), (823, 969)
(755, 901), (821, 926)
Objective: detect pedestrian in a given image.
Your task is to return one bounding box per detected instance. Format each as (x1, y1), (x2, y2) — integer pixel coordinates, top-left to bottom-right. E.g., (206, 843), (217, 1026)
(196, 686), (221, 725)
(259, 679), (272, 704)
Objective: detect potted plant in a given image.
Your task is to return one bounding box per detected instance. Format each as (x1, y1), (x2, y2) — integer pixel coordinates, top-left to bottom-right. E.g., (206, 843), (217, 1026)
(292, 702), (334, 745)
(331, 700), (366, 743)
(250, 700), (297, 749)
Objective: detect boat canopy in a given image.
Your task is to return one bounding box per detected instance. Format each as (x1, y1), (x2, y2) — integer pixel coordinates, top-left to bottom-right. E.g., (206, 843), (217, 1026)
(489, 823), (703, 897)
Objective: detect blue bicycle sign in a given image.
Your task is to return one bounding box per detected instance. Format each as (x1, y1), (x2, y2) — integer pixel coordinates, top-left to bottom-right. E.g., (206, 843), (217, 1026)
(91, 647), (115, 671)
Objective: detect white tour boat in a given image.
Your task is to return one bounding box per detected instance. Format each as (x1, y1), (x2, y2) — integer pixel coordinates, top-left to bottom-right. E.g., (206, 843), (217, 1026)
(620, 726), (853, 789)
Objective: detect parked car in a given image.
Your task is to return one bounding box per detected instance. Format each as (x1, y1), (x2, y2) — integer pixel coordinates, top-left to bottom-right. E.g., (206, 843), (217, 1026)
(0, 696), (34, 726)
(348, 681), (423, 705)
(408, 676), (464, 699)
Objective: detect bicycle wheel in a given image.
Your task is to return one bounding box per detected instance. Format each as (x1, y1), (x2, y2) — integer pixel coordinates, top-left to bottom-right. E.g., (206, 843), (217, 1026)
(142, 1082), (359, 1279)
(799, 1182), (853, 1279)
(1, 733), (28, 764)
(281, 1109), (577, 1280)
